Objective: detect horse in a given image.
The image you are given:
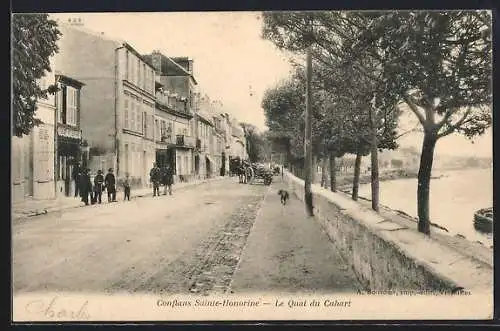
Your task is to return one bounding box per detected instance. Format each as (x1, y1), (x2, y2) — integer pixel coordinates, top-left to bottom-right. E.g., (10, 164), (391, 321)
(236, 163), (247, 184)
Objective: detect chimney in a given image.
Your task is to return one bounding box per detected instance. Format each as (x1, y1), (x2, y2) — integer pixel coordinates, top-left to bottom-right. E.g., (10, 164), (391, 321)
(188, 60), (193, 74)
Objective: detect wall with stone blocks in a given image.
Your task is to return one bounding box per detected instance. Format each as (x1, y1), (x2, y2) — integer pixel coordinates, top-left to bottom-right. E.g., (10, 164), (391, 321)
(284, 172), (493, 292)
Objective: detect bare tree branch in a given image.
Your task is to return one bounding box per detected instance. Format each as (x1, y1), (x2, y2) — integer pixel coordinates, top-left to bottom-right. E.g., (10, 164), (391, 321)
(403, 94), (427, 126)
(437, 107), (472, 138)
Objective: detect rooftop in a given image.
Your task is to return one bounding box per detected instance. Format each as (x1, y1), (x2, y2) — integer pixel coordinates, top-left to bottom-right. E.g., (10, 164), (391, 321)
(143, 52), (198, 85)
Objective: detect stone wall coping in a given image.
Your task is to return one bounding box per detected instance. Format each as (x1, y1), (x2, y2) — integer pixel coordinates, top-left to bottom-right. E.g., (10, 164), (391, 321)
(286, 172), (493, 291)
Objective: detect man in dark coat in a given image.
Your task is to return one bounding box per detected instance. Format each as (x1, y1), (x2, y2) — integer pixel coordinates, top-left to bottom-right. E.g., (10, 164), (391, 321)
(150, 163), (161, 197)
(162, 165), (174, 196)
(79, 168), (93, 206)
(105, 168), (117, 202)
(93, 170), (105, 204)
(72, 162), (81, 198)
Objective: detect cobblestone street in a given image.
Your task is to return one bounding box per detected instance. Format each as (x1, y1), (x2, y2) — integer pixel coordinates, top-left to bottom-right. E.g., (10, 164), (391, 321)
(13, 176), (361, 295)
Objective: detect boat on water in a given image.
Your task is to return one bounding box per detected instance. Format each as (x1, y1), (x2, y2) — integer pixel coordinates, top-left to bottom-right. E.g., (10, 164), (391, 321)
(473, 207), (494, 233)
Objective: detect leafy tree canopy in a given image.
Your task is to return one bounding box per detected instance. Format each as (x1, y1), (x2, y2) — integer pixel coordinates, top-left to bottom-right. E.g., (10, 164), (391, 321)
(12, 14), (61, 137)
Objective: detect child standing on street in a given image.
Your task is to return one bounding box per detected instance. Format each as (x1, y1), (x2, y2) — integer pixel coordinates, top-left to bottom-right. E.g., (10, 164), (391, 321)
(123, 173), (131, 201)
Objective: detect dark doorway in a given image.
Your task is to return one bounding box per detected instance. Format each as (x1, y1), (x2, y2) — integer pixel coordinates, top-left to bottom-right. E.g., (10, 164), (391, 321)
(195, 155), (200, 175)
(221, 152), (226, 176)
(205, 156), (211, 179)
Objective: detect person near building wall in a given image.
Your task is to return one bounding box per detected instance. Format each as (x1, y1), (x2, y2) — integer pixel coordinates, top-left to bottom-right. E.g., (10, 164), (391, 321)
(162, 164), (174, 196)
(105, 168), (116, 202)
(150, 163), (161, 197)
(79, 168), (93, 206)
(93, 169), (105, 204)
(72, 162), (81, 198)
(123, 172), (131, 201)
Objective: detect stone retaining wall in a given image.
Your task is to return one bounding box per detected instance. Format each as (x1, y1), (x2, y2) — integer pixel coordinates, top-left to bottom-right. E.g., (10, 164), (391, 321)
(284, 172), (493, 292)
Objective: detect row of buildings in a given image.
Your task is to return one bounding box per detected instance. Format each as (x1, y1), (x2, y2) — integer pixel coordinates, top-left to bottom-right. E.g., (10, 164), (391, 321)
(12, 19), (248, 202)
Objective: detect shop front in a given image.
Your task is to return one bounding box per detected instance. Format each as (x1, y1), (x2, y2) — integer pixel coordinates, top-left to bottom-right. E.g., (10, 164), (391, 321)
(155, 147), (176, 171)
(56, 125), (82, 197)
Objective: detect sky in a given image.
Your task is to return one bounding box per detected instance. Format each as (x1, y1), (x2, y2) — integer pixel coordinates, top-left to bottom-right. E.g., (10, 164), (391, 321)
(49, 12), (493, 159)
(50, 12), (292, 131)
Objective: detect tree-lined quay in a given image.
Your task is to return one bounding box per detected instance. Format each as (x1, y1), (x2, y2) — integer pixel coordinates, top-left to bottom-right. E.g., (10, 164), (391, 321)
(261, 11), (492, 235)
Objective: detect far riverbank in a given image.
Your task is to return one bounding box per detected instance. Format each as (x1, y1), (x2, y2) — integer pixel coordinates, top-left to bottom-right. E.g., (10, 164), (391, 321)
(335, 168), (419, 190)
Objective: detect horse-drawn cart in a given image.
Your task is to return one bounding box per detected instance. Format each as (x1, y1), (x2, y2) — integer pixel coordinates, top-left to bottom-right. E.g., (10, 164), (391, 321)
(244, 162), (273, 186)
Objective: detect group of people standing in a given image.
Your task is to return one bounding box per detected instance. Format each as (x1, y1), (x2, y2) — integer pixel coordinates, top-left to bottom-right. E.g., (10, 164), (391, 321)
(149, 163), (174, 197)
(72, 164), (118, 205)
(71, 162), (174, 205)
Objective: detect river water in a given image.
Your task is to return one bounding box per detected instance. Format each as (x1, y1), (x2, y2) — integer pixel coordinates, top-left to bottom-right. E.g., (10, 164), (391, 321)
(358, 167), (493, 246)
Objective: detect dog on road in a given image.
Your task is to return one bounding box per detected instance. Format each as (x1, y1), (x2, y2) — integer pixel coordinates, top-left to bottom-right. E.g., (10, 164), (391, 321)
(277, 189), (290, 205)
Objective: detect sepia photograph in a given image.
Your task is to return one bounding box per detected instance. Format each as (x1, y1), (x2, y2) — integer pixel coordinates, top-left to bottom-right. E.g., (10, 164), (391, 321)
(11, 10), (493, 322)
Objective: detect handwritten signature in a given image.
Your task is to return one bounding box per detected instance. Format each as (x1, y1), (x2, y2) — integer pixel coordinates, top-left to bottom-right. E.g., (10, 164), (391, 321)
(25, 296), (90, 320)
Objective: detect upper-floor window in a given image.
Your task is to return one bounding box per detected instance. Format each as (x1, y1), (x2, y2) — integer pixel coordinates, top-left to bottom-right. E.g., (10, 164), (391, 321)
(136, 58), (140, 86)
(136, 99), (141, 133)
(125, 51), (129, 81)
(128, 54), (134, 83)
(124, 95), (129, 129)
(142, 64), (146, 90)
(58, 85), (79, 126)
(151, 70), (155, 94)
(160, 120), (166, 137)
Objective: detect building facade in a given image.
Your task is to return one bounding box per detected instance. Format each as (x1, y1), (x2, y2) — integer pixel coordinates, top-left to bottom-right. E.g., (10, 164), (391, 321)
(12, 67), (57, 202)
(144, 51), (198, 181)
(195, 112), (216, 179)
(54, 74), (85, 197)
(154, 89), (195, 182)
(229, 119), (247, 161)
(54, 23), (156, 187)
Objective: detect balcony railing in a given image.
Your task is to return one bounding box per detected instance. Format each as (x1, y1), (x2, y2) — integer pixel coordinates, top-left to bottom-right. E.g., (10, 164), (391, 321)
(176, 135), (195, 148)
(160, 134), (172, 144)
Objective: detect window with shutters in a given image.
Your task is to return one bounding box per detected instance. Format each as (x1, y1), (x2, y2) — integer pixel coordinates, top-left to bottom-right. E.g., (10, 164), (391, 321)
(129, 54), (134, 83)
(143, 111), (147, 136)
(57, 86), (64, 124)
(65, 87), (78, 126)
(130, 97), (136, 131)
(142, 64), (146, 90)
(125, 51), (129, 81)
(136, 100), (141, 132)
(124, 95), (129, 129)
(136, 59), (140, 86)
(124, 143), (129, 174)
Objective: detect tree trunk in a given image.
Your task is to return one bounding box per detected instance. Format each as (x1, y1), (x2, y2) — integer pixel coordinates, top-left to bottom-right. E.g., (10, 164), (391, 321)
(321, 155), (327, 188)
(417, 133), (438, 235)
(352, 151), (362, 201)
(369, 104), (380, 212)
(329, 153), (337, 192)
(312, 154), (318, 184)
(304, 44), (314, 216)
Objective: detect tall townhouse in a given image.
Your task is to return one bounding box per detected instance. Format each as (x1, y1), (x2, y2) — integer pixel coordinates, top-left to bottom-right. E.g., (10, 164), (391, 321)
(55, 23), (156, 187)
(221, 113), (232, 172)
(54, 73), (85, 197)
(12, 62), (57, 202)
(212, 115), (226, 176)
(143, 51), (198, 181)
(196, 112), (216, 179)
(229, 118), (247, 161)
(153, 88), (195, 182)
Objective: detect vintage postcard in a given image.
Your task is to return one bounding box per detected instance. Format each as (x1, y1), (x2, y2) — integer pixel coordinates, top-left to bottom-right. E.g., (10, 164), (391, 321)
(11, 10), (493, 322)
